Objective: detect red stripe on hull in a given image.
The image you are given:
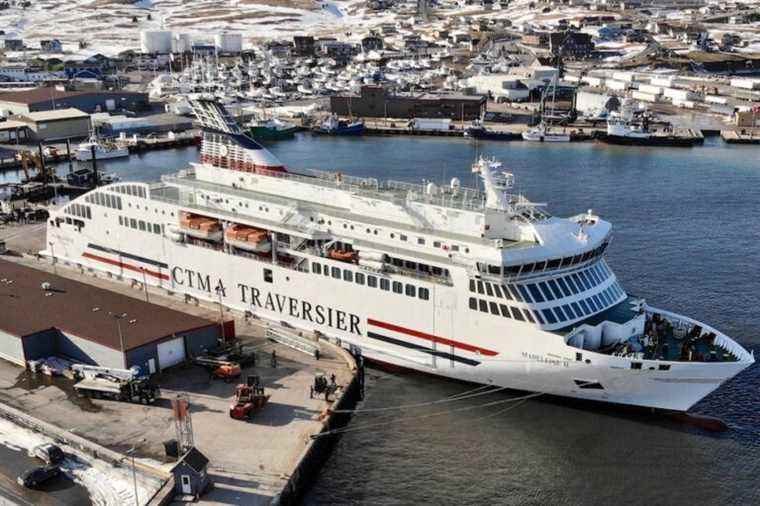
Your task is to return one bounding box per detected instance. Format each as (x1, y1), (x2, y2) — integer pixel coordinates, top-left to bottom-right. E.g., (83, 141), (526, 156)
(82, 252), (169, 281)
(367, 318), (498, 356)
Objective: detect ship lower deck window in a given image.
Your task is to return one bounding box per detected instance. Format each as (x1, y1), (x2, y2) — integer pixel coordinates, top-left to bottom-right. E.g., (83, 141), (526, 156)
(538, 282), (554, 301)
(264, 269), (273, 283)
(511, 307), (525, 321)
(331, 267), (341, 279)
(523, 310), (535, 324)
(343, 270), (353, 282)
(478, 299), (488, 313)
(469, 297), (477, 310)
(368, 275), (378, 288)
(554, 306), (566, 322)
(476, 281), (485, 295)
(469, 279), (476, 292)
(485, 283), (494, 297)
(419, 287), (429, 300)
(392, 281), (403, 294)
(492, 284), (503, 298)
(541, 309), (557, 324)
(527, 284), (544, 303)
(489, 301), (499, 315)
(406, 284), (416, 297)
(501, 285), (513, 301)
(579, 300), (590, 315)
(355, 273), (365, 285)
(380, 279), (390, 291)
(312, 263), (322, 275)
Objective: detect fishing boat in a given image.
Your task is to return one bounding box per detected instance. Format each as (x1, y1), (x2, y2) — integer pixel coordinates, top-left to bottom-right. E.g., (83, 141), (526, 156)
(314, 115), (365, 135)
(465, 121), (521, 141)
(247, 117), (299, 141)
(75, 135), (130, 161)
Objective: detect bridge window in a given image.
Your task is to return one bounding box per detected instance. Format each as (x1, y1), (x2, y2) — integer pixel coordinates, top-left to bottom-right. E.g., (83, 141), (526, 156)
(500, 304), (510, 317)
(554, 306), (566, 321)
(565, 276), (579, 294)
(547, 280), (563, 299)
(563, 304), (576, 319)
(501, 285), (513, 301)
(538, 282), (554, 301)
(578, 300), (590, 315)
(523, 310), (536, 324)
(527, 284), (544, 303)
(514, 285), (529, 303)
(476, 281), (484, 295)
(556, 278), (571, 297)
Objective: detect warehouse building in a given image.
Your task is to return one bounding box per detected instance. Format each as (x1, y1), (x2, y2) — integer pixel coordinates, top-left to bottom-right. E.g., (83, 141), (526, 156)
(331, 85), (487, 120)
(0, 259), (230, 375)
(15, 108), (91, 141)
(0, 87), (149, 115)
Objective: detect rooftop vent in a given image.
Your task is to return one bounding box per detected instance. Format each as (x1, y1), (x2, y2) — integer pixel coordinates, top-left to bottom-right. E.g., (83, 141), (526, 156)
(41, 282), (51, 291)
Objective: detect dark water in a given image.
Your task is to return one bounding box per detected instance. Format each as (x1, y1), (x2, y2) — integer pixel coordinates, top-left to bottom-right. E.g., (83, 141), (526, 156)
(5, 135), (759, 505)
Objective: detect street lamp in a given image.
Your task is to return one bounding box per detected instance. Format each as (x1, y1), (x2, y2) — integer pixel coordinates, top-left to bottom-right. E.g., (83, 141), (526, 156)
(48, 241), (57, 275)
(139, 267), (149, 303)
(109, 312), (128, 368)
(126, 437), (146, 506)
(215, 286), (226, 342)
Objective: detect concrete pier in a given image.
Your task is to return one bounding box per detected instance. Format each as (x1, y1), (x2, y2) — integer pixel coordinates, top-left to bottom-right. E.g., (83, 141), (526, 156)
(0, 223), (357, 505)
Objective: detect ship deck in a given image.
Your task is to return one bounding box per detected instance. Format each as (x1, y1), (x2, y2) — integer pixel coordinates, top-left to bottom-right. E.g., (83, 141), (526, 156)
(559, 297), (738, 363)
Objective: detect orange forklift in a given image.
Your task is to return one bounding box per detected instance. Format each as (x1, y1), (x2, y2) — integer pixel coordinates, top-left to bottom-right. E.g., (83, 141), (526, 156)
(229, 375), (270, 420)
(194, 356), (242, 382)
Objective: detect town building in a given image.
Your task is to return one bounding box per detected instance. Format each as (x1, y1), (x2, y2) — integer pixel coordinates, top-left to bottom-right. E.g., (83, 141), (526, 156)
(0, 87), (149, 115)
(15, 108), (91, 141)
(331, 85), (487, 120)
(0, 259), (228, 374)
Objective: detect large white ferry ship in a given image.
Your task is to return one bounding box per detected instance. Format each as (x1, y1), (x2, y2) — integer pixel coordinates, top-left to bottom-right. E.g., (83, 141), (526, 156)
(44, 100), (754, 411)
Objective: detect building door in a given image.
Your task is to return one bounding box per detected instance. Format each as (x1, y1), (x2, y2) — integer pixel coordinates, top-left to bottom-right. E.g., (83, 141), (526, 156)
(180, 475), (192, 495)
(158, 336), (186, 370)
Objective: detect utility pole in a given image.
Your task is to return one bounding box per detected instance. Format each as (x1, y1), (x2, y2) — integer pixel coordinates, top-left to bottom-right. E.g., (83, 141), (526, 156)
(110, 312), (128, 368)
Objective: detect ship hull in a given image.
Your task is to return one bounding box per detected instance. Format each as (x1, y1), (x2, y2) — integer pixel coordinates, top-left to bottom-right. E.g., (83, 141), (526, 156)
(45, 207), (752, 412)
(599, 133), (702, 147)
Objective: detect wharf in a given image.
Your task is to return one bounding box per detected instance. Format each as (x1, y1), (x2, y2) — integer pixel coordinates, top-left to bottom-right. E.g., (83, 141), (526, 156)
(720, 130), (760, 144)
(0, 223), (358, 505)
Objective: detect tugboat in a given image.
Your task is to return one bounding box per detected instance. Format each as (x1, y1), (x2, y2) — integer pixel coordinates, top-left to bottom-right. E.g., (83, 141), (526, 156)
(314, 114), (365, 135)
(464, 120), (521, 141)
(75, 134), (129, 161)
(247, 117), (299, 141)
(599, 106), (701, 147)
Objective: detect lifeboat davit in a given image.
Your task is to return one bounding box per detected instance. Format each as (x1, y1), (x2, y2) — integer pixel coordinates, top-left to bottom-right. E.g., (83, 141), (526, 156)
(328, 249), (358, 263)
(225, 224), (271, 253)
(179, 212), (223, 241)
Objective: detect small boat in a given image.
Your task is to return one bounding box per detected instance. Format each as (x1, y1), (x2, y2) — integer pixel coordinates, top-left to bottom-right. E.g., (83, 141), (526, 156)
(521, 123), (570, 142)
(247, 118), (299, 141)
(75, 135), (130, 161)
(464, 121), (521, 141)
(328, 249), (357, 262)
(599, 112), (701, 147)
(179, 212), (223, 241)
(314, 115), (365, 136)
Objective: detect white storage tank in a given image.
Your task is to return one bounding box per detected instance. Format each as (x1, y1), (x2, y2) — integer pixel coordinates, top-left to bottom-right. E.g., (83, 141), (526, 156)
(215, 32), (243, 54)
(141, 30), (172, 54)
(173, 33), (193, 53)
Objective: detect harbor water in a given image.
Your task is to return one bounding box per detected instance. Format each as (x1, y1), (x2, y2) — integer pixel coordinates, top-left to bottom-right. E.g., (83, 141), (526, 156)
(3, 135), (759, 504)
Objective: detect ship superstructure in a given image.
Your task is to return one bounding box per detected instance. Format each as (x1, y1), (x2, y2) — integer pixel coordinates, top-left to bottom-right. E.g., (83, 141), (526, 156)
(44, 100), (754, 411)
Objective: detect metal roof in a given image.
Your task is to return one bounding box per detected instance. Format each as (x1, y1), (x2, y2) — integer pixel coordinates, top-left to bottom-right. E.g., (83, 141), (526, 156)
(23, 108), (90, 122)
(0, 259), (218, 352)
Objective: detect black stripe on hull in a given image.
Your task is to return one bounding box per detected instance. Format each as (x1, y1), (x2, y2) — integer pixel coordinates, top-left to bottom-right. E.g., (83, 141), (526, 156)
(87, 243), (168, 269)
(367, 331), (481, 366)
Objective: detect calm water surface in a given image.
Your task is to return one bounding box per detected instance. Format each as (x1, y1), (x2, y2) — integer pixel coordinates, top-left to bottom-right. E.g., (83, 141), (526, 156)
(4, 135), (758, 505)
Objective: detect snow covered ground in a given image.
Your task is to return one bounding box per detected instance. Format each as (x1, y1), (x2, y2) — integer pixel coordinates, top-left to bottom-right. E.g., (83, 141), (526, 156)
(0, 0), (397, 56)
(0, 417), (164, 505)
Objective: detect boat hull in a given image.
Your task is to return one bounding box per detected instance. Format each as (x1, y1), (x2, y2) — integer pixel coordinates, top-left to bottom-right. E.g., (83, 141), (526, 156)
(598, 133), (702, 147)
(465, 128), (521, 141)
(76, 148), (130, 161)
(248, 126), (298, 141)
(314, 123), (365, 136)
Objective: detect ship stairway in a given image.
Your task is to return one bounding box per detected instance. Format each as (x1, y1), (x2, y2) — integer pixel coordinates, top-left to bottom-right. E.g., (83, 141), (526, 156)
(265, 327), (320, 357)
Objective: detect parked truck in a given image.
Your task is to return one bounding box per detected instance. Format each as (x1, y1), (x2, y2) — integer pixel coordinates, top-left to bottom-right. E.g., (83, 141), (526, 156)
(72, 365), (159, 404)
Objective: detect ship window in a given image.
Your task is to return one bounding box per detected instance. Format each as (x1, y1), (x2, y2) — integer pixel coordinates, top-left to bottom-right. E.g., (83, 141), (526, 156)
(451, 245), (460, 252)
(579, 300), (590, 314)
(419, 288), (429, 300)
(523, 310), (535, 324)
(433, 241), (441, 248)
(658, 364), (670, 371)
(532, 309), (545, 325)
(562, 304), (575, 319)
(368, 275), (377, 288)
(478, 299), (488, 313)
(500, 304), (511, 317)
(599, 291), (610, 306)
(332, 267), (341, 278)
(571, 302), (582, 316)
(406, 284), (416, 297)
(343, 270), (353, 282)
(501, 285), (513, 301)
(118, 216), (123, 226)
(380, 279), (390, 291)
(324, 266), (330, 278)
(400, 234), (407, 241)
(541, 309), (557, 324)
(554, 306), (566, 321)
(537, 282), (553, 301)
(565, 275), (579, 293)
(489, 301), (499, 315)
(488, 264), (501, 275)
(511, 307), (525, 321)
(582, 270), (596, 287)
(392, 281), (403, 294)
(505, 265), (521, 275)
(65, 217), (72, 225)
(476, 281), (485, 295)
(469, 279), (476, 292)
(630, 362), (642, 370)
(492, 284), (503, 298)
(588, 268), (601, 286)
(572, 273), (587, 291)
(547, 280), (563, 299)
(86, 207), (91, 220)
(534, 261), (546, 272)
(592, 295), (602, 308)
(556, 278), (571, 297)
(153, 224), (161, 234)
(138, 220), (146, 231)
(522, 263), (535, 274)
(356, 273), (365, 285)
(528, 284), (545, 303)
(418, 237), (425, 245)
(264, 269), (273, 283)
(130, 218), (136, 228)
(515, 285), (530, 303)
(572, 254), (582, 265)
(313, 263), (322, 275)
(469, 297), (477, 310)
(392, 258), (403, 267)
(587, 297), (598, 312)
(547, 258), (561, 269)
(485, 283), (494, 297)
(419, 264), (430, 274)
(390, 233), (395, 239)
(404, 261), (416, 270)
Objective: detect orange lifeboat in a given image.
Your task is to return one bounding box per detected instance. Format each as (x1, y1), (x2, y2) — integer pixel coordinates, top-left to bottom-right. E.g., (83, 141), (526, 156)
(179, 212), (223, 241)
(328, 249), (358, 263)
(225, 224), (272, 253)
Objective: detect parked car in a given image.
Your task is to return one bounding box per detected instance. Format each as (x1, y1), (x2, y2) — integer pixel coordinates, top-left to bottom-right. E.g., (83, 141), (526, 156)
(17, 465), (60, 488)
(29, 443), (65, 465)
